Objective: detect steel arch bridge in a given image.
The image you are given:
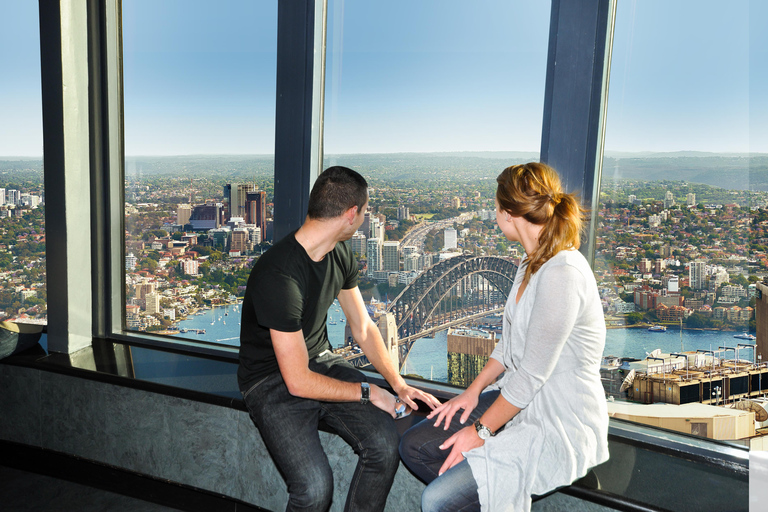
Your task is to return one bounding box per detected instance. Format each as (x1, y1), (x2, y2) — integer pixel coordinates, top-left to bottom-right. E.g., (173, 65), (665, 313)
(386, 255), (518, 363)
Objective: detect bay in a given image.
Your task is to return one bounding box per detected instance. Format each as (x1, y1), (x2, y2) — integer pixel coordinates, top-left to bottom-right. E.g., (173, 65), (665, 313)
(174, 306), (756, 385)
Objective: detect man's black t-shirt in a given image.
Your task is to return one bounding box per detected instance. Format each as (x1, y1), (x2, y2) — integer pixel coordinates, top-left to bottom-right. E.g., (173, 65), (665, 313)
(237, 230), (358, 393)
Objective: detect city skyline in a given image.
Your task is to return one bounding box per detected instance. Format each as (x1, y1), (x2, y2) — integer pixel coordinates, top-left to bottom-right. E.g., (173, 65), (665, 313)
(1, 1), (766, 157)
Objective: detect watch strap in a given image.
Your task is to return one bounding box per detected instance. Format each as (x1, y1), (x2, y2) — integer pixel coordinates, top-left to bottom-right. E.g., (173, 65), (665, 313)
(360, 382), (370, 404)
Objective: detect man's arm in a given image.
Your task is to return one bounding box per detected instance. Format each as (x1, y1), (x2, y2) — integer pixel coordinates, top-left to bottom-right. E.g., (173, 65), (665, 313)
(337, 287), (440, 411)
(271, 328), (397, 415)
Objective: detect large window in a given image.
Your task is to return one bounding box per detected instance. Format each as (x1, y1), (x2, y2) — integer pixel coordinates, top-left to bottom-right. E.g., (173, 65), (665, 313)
(594, 0), (767, 444)
(121, 0), (277, 345)
(322, 0), (550, 385)
(0, 3), (46, 325)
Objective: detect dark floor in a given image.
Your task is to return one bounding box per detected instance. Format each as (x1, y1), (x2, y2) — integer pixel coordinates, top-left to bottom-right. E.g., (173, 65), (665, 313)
(0, 465), (183, 512)
(0, 441), (269, 512)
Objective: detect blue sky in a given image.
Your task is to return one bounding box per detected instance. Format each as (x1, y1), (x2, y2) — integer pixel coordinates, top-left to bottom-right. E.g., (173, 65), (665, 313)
(1, 0), (765, 157)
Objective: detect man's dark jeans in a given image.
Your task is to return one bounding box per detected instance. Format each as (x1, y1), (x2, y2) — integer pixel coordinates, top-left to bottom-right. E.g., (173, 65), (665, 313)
(242, 352), (400, 512)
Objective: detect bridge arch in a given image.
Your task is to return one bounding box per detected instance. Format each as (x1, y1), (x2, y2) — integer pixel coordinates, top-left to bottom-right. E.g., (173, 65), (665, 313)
(386, 255), (518, 341)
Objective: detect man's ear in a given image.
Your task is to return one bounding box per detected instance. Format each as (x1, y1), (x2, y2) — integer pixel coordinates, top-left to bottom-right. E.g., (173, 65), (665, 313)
(345, 205), (358, 224)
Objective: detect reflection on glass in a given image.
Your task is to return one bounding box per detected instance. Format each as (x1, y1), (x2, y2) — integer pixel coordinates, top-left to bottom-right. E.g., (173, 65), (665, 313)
(121, 0), (277, 344)
(0, 3), (46, 325)
(595, 0), (767, 444)
(323, 1), (550, 385)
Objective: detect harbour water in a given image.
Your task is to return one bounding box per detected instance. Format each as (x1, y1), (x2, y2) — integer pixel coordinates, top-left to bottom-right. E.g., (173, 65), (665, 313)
(174, 305), (755, 384)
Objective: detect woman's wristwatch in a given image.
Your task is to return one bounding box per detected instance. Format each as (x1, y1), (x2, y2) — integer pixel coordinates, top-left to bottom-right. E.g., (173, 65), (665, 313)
(474, 420), (496, 440)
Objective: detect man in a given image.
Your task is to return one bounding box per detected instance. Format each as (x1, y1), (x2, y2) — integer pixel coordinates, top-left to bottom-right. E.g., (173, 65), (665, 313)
(239, 166), (439, 512)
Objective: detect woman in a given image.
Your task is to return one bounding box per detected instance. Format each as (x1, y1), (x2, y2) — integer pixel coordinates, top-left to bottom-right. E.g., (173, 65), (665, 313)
(399, 162), (609, 512)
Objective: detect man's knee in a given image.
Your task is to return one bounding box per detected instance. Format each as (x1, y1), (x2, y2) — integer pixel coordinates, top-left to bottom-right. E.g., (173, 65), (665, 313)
(288, 466), (334, 510)
(362, 420), (400, 470)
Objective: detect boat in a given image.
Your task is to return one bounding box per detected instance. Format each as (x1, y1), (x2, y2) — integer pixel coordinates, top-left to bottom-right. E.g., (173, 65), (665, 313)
(734, 332), (756, 341)
(648, 325), (667, 332)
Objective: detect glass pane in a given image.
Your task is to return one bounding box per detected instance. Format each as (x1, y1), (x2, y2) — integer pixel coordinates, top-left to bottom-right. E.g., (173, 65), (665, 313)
(323, 1), (551, 385)
(596, 0), (766, 443)
(0, 3), (46, 326)
(122, 0), (277, 345)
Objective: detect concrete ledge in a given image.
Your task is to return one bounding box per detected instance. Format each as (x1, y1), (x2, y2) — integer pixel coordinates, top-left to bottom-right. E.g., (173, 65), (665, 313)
(0, 363), (426, 511)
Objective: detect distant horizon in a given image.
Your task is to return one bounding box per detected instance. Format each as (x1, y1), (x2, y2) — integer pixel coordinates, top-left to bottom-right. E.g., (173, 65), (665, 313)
(2, 149), (767, 160)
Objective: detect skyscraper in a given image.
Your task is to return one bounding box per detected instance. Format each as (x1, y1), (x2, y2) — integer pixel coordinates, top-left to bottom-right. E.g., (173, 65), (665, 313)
(689, 260), (706, 290)
(246, 190), (267, 235)
(350, 231), (367, 257)
(382, 241), (400, 272)
(224, 183), (258, 221)
(367, 238), (382, 276)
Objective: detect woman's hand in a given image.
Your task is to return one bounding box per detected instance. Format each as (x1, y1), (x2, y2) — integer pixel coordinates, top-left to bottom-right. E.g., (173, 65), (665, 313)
(438, 425), (484, 475)
(427, 390), (479, 430)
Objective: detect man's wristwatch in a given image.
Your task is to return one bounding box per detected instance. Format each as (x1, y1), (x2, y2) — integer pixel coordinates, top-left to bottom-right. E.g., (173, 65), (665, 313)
(360, 382), (370, 405)
(474, 420), (496, 440)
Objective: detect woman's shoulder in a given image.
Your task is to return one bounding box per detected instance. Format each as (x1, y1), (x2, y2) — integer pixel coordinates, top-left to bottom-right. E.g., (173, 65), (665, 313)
(538, 250), (592, 283)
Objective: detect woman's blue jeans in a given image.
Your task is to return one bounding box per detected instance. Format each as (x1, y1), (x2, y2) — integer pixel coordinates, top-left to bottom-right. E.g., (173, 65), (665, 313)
(399, 390), (500, 512)
(242, 352), (400, 512)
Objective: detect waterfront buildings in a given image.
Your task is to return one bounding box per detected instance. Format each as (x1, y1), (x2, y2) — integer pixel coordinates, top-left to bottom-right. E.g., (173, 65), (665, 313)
(446, 328), (497, 388)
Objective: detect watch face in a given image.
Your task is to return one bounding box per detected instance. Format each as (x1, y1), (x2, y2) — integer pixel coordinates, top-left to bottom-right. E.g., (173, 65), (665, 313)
(475, 421), (492, 440)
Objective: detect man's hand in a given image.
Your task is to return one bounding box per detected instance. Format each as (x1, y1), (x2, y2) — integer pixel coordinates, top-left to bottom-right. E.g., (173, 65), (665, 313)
(438, 425), (484, 476)
(427, 389), (479, 429)
(393, 383), (441, 412)
(369, 383), (398, 418)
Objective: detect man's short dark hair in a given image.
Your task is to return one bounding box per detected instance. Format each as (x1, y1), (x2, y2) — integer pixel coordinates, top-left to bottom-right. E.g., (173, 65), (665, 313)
(307, 166), (368, 219)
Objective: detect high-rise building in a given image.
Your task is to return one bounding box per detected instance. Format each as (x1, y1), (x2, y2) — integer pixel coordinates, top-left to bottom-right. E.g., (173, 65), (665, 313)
(179, 259), (199, 276)
(444, 228), (458, 250)
(224, 183), (258, 221)
(134, 281), (156, 300)
(125, 252), (137, 271)
(230, 228), (250, 254)
(404, 252), (422, 272)
(361, 212), (371, 238)
(6, 189), (20, 205)
(689, 260), (706, 290)
(687, 193), (696, 207)
(245, 190), (268, 235)
(145, 292), (161, 315)
(189, 203), (222, 230)
(0, 188), (5, 205)
(382, 241), (400, 272)
(664, 190), (675, 209)
(397, 205), (410, 221)
(367, 238), (382, 276)
(177, 204), (192, 226)
(370, 216), (384, 242)
(350, 231), (367, 257)
(447, 328), (497, 388)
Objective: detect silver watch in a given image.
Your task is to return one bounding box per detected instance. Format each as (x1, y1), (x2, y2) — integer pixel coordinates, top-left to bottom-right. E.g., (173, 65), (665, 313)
(474, 420), (495, 440)
(360, 382), (370, 404)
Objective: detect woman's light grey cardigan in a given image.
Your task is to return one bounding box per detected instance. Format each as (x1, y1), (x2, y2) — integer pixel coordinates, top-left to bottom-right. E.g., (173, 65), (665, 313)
(465, 249), (610, 511)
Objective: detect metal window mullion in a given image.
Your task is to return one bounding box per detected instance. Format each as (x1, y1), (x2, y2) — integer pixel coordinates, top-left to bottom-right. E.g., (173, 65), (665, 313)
(39, 0), (94, 353)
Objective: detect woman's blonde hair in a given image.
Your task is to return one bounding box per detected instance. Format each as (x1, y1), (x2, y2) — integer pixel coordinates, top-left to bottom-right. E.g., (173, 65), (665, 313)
(496, 162), (586, 283)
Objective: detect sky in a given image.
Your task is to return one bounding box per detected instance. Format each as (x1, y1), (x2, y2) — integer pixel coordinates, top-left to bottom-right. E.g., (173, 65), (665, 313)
(0, 0), (765, 157)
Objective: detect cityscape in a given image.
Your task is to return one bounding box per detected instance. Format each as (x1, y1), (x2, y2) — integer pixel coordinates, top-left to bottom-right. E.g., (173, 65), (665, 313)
(2, 153), (766, 340)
